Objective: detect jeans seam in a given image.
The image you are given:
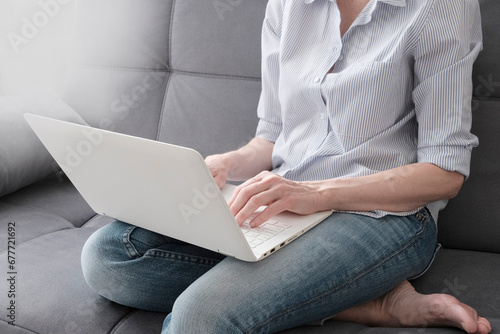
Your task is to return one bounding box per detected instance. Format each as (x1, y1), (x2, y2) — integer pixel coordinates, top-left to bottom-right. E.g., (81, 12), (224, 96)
(121, 227), (222, 267)
(144, 250), (222, 267)
(248, 215), (431, 333)
(121, 226), (142, 259)
(408, 243), (440, 280)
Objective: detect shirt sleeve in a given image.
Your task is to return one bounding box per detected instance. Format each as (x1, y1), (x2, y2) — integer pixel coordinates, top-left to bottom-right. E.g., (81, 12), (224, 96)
(413, 0), (483, 179)
(255, 0), (284, 143)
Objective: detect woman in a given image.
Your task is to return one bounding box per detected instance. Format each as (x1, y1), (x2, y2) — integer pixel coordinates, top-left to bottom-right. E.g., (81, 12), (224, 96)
(82, 0), (491, 333)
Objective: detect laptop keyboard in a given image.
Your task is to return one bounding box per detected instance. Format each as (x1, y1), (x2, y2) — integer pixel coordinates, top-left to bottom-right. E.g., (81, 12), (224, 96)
(240, 213), (292, 248)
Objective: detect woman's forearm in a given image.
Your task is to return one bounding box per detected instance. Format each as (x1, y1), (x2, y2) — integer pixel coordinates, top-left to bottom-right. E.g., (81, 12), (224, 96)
(308, 163), (465, 213)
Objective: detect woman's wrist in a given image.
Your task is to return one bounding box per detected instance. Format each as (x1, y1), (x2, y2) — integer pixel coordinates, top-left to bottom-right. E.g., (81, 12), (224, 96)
(300, 179), (339, 212)
(219, 152), (240, 180)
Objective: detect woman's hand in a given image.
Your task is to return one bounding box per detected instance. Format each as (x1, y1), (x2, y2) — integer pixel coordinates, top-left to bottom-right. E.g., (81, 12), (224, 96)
(205, 154), (231, 189)
(228, 171), (323, 227)
(204, 138), (275, 189)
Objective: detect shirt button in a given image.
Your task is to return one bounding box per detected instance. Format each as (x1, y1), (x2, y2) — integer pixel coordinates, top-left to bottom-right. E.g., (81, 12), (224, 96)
(314, 77), (321, 83)
(338, 55), (344, 61)
(320, 113), (326, 120)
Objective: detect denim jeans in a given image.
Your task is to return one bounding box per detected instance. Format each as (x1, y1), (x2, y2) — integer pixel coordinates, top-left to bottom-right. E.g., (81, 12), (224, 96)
(81, 208), (438, 334)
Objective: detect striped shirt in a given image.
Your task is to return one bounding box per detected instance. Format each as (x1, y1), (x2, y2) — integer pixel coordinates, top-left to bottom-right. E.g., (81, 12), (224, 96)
(255, 0), (483, 221)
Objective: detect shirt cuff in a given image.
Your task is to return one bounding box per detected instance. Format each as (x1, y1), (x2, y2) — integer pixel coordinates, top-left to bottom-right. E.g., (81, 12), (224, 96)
(255, 119), (281, 143)
(417, 145), (475, 180)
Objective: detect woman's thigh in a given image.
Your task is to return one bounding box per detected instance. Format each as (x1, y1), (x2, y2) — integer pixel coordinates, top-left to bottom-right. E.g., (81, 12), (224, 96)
(164, 208), (438, 334)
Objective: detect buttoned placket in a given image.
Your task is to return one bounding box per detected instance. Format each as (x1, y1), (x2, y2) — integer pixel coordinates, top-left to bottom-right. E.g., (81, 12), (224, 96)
(305, 0), (383, 160)
(306, 0), (343, 158)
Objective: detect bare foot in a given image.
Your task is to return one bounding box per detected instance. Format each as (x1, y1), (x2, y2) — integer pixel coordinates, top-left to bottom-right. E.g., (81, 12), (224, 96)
(332, 280), (492, 333)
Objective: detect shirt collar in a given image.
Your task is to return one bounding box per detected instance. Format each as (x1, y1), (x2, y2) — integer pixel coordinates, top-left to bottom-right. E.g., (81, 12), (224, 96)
(304, 0), (406, 7)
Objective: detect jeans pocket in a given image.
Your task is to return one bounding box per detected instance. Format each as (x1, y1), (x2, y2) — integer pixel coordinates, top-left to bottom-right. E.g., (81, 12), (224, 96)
(121, 224), (170, 259)
(407, 208), (440, 280)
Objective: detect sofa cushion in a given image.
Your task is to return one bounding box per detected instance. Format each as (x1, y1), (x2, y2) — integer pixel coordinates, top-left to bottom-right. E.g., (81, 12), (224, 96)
(110, 311), (164, 334)
(0, 201), (74, 253)
(170, 0), (264, 79)
(0, 173), (97, 255)
(0, 227), (133, 334)
(158, 73), (260, 157)
(0, 95), (87, 197)
(1, 173), (95, 229)
(63, 67), (169, 140)
(63, 0), (173, 139)
(471, 0), (500, 100)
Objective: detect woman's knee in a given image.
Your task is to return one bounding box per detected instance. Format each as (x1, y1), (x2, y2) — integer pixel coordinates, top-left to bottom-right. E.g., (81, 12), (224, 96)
(166, 283), (244, 334)
(81, 221), (134, 300)
(81, 221), (196, 312)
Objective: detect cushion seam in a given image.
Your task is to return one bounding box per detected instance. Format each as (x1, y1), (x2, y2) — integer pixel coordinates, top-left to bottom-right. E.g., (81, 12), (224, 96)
(168, 0), (176, 72)
(173, 69), (261, 82)
(0, 200), (76, 228)
(155, 0), (177, 141)
(69, 64), (169, 72)
(80, 213), (104, 228)
(108, 309), (141, 334)
(67, 65), (261, 82)
(0, 226), (74, 256)
(0, 320), (38, 333)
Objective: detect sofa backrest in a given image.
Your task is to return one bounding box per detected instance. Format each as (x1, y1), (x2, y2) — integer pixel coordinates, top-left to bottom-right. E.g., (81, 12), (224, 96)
(63, 0), (499, 254)
(438, 0), (500, 254)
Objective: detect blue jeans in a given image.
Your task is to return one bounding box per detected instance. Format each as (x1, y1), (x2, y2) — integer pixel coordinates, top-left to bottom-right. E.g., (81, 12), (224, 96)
(81, 208), (438, 334)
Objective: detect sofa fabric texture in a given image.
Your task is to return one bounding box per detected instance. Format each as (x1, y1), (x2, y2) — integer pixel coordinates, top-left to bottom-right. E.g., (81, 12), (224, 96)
(0, 0), (499, 333)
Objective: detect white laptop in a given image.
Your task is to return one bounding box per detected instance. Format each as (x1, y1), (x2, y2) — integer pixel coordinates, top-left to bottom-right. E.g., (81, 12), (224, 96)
(24, 114), (332, 262)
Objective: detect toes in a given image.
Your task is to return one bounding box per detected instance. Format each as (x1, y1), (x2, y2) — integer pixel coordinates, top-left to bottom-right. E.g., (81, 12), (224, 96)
(454, 304), (492, 334)
(476, 316), (492, 334)
(455, 303), (479, 333)
(425, 295), (487, 334)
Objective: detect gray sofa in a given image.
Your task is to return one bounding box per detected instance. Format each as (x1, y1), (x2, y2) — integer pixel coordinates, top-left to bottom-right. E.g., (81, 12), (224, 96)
(0, 0), (499, 333)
